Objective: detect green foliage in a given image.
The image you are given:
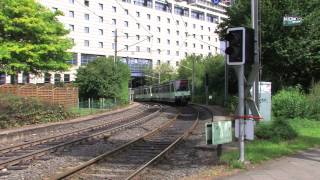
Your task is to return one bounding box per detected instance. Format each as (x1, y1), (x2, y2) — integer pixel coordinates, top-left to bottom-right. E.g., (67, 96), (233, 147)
(0, 0), (73, 75)
(0, 93), (74, 129)
(75, 57), (130, 103)
(144, 63), (177, 85)
(306, 83), (320, 120)
(256, 117), (298, 141)
(222, 118), (320, 166)
(177, 55), (225, 104)
(218, 0), (320, 90)
(272, 87), (308, 118)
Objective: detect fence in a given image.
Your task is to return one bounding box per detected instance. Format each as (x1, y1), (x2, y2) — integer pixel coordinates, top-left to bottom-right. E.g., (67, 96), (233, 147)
(0, 84), (78, 108)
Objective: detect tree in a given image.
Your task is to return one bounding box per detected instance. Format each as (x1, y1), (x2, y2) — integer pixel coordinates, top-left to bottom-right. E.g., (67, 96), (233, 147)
(0, 0), (73, 75)
(218, 0), (320, 91)
(144, 63), (177, 85)
(75, 57), (131, 103)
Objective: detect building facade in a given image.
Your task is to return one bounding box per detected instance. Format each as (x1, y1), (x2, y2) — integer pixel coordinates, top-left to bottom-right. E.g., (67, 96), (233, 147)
(0, 0), (229, 85)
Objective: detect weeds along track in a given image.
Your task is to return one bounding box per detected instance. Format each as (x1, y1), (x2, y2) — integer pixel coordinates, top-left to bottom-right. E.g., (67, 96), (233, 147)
(0, 105), (161, 176)
(51, 105), (199, 180)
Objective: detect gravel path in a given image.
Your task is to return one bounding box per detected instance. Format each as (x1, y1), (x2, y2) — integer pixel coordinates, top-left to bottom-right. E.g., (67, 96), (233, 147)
(1, 105), (177, 180)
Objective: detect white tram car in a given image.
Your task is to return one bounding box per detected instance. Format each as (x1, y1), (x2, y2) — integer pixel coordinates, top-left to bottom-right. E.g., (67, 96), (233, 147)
(133, 80), (191, 105)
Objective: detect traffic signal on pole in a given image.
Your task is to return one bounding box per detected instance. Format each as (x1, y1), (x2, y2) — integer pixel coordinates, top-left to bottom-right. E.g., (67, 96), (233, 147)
(225, 27), (254, 65)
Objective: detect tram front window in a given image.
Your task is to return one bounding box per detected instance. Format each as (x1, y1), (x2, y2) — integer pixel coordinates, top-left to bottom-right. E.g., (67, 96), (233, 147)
(176, 80), (189, 91)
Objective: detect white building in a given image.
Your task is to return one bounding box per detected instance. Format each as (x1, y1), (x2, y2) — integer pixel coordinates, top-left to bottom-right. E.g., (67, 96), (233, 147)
(0, 0), (229, 86)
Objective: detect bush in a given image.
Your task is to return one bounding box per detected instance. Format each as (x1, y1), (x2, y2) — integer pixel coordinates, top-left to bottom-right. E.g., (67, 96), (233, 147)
(272, 87), (308, 118)
(307, 83), (320, 120)
(0, 94), (75, 129)
(255, 117), (298, 141)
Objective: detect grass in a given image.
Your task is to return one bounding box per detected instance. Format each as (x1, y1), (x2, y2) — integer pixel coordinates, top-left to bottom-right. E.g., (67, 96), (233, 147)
(221, 118), (320, 168)
(69, 107), (105, 117)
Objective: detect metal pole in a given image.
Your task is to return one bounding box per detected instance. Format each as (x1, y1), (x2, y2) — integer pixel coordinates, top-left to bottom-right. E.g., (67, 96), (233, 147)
(114, 28), (118, 65)
(238, 65), (245, 162)
(252, 0), (260, 108)
(192, 58), (195, 102)
(158, 72), (160, 85)
(224, 41), (229, 107)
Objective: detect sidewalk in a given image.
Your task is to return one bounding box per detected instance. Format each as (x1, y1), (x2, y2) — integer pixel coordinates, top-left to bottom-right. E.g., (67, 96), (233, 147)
(220, 148), (320, 180)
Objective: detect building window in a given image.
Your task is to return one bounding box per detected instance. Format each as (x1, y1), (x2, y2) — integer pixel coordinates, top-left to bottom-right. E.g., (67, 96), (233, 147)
(208, 27), (211, 32)
(147, 14), (151, 19)
(136, 11), (140, 17)
(136, 35), (140, 40)
(167, 50), (170, 55)
(208, 36), (211, 41)
(68, 53), (78, 65)
(125, 45), (129, 51)
(157, 16), (161, 22)
(69, 0), (74, 4)
(193, 24), (196, 29)
(137, 23), (140, 29)
(99, 16), (103, 23)
(69, 24), (74, 31)
(52, 7), (58, 12)
(157, 27), (161, 32)
(201, 44), (203, 49)
(157, 38), (160, 43)
(147, 25), (151, 30)
(208, 46), (211, 50)
(112, 43), (115, 49)
(185, 42), (188, 47)
(81, 54), (101, 65)
(167, 39), (170, 44)
(185, 22), (188, 27)
(185, 32), (188, 37)
(22, 72), (29, 84)
(84, 27), (89, 33)
(64, 74), (70, 83)
(193, 43), (196, 48)
(176, 61), (179, 66)
(176, 41), (179, 46)
(157, 60), (161, 65)
(167, 60), (170, 65)
(112, 6), (116, 13)
(124, 21), (128, 27)
(84, 0), (89, 7)
(44, 73), (51, 83)
(99, 29), (103, 35)
(167, 29), (170, 34)
(176, 30), (180, 35)
(157, 49), (161, 54)
(84, 40), (89, 47)
(176, 20), (179, 25)
(147, 36), (151, 42)
(201, 35), (203, 40)
(125, 33), (129, 39)
(99, 42), (103, 48)
(201, 26), (204, 30)
(112, 19), (116, 25)
(84, 13), (89, 20)
(136, 46), (140, 52)
(54, 74), (61, 83)
(99, 3), (103, 10)
(193, 34), (196, 38)
(167, 18), (170, 23)
(147, 47), (151, 53)
(176, 51), (179, 56)
(69, 11), (74, 18)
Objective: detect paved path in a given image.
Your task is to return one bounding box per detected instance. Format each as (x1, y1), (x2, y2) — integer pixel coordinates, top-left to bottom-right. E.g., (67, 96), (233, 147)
(220, 148), (320, 180)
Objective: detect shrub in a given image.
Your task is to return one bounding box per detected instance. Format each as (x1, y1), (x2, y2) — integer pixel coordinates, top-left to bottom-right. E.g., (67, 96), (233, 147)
(306, 83), (320, 120)
(255, 117), (298, 140)
(0, 94), (75, 129)
(272, 87), (308, 118)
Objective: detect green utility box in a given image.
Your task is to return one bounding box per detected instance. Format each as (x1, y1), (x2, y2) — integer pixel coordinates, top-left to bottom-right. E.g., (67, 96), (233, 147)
(206, 121), (232, 145)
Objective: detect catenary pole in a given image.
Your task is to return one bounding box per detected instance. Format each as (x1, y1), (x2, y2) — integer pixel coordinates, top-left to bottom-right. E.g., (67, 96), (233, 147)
(238, 65), (245, 162)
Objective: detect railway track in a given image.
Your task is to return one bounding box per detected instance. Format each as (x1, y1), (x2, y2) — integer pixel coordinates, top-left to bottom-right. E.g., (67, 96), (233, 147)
(51, 105), (199, 180)
(0, 105), (161, 176)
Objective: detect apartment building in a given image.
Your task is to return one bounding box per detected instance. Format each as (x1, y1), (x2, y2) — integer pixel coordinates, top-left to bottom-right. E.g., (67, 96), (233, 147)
(0, 0), (229, 85)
